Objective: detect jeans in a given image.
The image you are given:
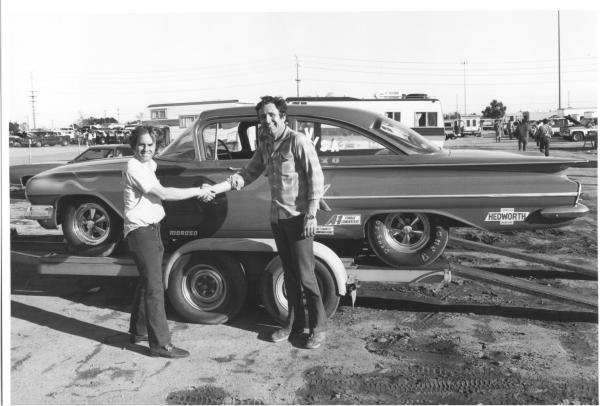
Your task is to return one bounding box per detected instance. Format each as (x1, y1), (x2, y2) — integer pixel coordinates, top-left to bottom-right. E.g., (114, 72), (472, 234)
(127, 224), (171, 348)
(518, 138), (528, 151)
(540, 137), (551, 156)
(270, 215), (327, 333)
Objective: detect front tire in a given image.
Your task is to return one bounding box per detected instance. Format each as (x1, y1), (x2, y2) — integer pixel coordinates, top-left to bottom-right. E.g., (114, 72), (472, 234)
(62, 198), (123, 256)
(259, 256), (339, 325)
(167, 253), (246, 324)
(572, 132), (584, 142)
(366, 212), (449, 267)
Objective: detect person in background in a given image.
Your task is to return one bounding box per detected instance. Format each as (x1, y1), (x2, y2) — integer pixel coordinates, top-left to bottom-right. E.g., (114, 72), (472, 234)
(539, 118), (552, 156)
(207, 96), (328, 350)
(516, 117), (530, 152)
(494, 120), (502, 143)
(123, 126), (215, 358)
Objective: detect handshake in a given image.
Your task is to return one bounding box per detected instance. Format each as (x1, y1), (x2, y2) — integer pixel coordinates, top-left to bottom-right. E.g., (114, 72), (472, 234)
(198, 184), (216, 202)
(197, 181), (231, 202)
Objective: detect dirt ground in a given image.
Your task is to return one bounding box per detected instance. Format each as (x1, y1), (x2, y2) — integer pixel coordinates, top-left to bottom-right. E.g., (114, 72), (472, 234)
(8, 134), (598, 404)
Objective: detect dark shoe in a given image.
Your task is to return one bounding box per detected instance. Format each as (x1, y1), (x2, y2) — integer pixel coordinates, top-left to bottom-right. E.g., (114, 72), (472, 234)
(305, 332), (327, 349)
(130, 334), (149, 344)
(269, 328), (303, 343)
(149, 343), (190, 358)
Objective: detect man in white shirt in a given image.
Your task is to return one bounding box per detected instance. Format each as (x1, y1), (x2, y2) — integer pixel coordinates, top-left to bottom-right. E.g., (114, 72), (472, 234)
(123, 126), (214, 358)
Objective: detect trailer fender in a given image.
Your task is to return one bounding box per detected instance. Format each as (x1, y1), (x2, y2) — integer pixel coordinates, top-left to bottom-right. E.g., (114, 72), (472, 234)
(163, 238), (347, 296)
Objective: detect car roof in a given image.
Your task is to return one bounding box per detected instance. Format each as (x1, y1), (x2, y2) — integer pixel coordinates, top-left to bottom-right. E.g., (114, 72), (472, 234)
(88, 144), (131, 149)
(199, 104), (381, 129)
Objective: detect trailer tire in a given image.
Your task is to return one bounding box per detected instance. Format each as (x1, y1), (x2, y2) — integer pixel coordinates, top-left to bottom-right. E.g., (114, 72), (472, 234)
(259, 257), (339, 325)
(63, 198), (123, 257)
(367, 212), (448, 267)
(167, 253), (246, 324)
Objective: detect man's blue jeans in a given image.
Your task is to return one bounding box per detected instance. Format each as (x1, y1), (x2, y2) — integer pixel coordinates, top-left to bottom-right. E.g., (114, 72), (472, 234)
(271, 215), (327, 333)
(127, 224), (171, 348)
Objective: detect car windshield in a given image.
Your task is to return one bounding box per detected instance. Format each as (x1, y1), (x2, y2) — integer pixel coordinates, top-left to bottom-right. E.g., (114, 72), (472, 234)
(375, 117), (441, 153)
(158, 127), (196, 161)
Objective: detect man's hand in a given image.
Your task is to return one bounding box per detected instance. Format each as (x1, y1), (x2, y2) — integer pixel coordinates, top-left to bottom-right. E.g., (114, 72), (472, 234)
(198, 186), (216, 202)
(302, 215), (317, 238)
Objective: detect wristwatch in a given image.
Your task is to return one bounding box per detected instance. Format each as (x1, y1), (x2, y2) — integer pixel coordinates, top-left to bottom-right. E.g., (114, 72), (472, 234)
(305, 213), (315, 220)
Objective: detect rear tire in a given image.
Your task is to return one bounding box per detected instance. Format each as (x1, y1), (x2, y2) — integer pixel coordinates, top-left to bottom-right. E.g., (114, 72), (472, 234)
(259, 256), (339, 325)
(367, 212), (449, 267)
(167, 253), (246, 324)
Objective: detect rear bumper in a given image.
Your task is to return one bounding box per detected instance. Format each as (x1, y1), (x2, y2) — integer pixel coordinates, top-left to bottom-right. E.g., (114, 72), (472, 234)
(539, 203), (589, 219)
(24, 205), (58, 228)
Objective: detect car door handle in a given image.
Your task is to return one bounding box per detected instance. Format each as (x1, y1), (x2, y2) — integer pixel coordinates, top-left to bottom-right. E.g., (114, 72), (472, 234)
(228, 167), (242, 171)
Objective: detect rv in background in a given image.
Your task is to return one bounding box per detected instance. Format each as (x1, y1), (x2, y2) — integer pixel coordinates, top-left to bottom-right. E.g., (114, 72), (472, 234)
(286, 94), (445, 145)
(459, 114), (482, 137)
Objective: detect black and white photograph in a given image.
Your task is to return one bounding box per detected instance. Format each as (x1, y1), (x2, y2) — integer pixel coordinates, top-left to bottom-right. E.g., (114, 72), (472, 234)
(2, 0), (598, 404)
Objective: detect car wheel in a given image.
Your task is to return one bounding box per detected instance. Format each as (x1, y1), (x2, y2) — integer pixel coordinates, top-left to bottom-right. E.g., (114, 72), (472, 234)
(572, 132), (584, 142)
(61, 140), (68, 146)
(62, 198), (123, 256)
(167, 253), (246, 324)
(366, 212), (449, 267)
(259, 256), (339, 324)
(35, 142), (42, 147)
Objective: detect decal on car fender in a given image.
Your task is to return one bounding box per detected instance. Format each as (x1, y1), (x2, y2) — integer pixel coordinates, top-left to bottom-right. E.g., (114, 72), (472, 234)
(485, 208), (529, 225)
(325, 214), (362, 226)
(315, 226), (335, 235)
(169, 230), (199, 237)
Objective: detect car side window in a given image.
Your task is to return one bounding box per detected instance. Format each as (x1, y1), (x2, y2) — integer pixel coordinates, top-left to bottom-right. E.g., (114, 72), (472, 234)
(292, 120), (392, 156)
(201, 121), (258, 161)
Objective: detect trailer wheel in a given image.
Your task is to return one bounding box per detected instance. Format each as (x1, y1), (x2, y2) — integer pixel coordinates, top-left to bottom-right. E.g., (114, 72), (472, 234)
(167, 253), (246, 324)
(62, 198), (123, 256)
(366, 212), (448, 267)
(259, 256), (339, 325)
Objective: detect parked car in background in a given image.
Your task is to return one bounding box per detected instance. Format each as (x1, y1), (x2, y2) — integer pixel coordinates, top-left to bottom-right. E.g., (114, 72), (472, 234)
(10, 144), (133, 188)
(9, 136), (23, 147)
(24, 104), (588, 269)
(561, 116), (598, 142)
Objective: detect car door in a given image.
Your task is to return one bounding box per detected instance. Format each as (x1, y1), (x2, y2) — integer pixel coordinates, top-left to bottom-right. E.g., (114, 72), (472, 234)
(155, 119), (271, 247)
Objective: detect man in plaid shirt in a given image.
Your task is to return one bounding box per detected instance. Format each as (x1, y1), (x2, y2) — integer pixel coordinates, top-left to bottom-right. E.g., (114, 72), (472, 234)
(210, 95), (328, 349)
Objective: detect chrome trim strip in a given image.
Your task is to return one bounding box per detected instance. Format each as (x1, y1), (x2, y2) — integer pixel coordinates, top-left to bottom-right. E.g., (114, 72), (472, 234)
(325, 192), (578, 200)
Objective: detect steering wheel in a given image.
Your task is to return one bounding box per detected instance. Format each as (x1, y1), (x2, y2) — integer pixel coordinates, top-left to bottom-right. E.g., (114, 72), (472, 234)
(217, 139), (232, 160)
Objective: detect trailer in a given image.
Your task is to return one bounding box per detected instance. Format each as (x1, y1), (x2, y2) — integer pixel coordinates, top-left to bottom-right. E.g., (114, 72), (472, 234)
(10, 234), (450, 325)
(10, 233), (596, 325)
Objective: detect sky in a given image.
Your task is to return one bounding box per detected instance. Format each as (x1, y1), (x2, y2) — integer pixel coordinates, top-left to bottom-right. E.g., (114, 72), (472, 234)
(2, 0), (599, 129)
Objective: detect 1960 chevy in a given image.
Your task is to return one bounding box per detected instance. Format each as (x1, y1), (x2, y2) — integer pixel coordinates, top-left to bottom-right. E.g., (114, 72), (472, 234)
(25, 105), (588, 269)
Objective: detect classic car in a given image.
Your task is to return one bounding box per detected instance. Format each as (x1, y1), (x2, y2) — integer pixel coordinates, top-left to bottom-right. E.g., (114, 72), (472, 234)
(25, 105), (588, 269)
(10, 144), (133, 188)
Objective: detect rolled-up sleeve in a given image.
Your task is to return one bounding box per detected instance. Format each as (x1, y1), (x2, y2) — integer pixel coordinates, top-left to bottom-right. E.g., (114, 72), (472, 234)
(296, 136), (324, 200)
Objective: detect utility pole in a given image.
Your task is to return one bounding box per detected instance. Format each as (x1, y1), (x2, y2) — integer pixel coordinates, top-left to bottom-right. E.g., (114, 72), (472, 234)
(461, 61), (467, 114)
(295, 55), (301, 97)
(117, 108), (120, 123)
(29, 73), (37, 129)
(557, 10), (562, 110)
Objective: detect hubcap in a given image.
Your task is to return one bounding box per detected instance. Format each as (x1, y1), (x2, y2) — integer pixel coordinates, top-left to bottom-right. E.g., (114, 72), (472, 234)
(72, 203), (110, 245)
(382, 212), (431, 253)
(182, 265), (226, 311)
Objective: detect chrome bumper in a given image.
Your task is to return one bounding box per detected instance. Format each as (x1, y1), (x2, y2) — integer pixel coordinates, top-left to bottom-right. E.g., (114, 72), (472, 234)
(539, 203), (589, 219)
(24, 205), (58, 229)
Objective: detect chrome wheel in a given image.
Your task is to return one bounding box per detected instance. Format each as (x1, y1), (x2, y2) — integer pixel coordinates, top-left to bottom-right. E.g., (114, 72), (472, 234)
(72, 202), (111, 246)
(181, 265), (227, 311)
(380, 212), (431, 253)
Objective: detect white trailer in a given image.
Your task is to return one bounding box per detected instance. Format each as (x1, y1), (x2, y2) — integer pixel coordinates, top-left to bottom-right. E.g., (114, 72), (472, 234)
(286, 96), (445, 145)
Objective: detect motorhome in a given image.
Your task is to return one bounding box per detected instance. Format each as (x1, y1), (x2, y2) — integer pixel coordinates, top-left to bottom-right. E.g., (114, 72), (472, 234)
(286, 95), (445, 145)
(459, 114), (482, 137)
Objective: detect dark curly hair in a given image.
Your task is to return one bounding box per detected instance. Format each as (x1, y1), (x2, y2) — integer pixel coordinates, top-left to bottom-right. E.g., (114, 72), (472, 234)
(255, 95), (287, 117)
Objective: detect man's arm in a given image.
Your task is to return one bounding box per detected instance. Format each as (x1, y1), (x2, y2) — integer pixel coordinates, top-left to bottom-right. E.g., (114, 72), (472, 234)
(148, 184), (214, 202)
